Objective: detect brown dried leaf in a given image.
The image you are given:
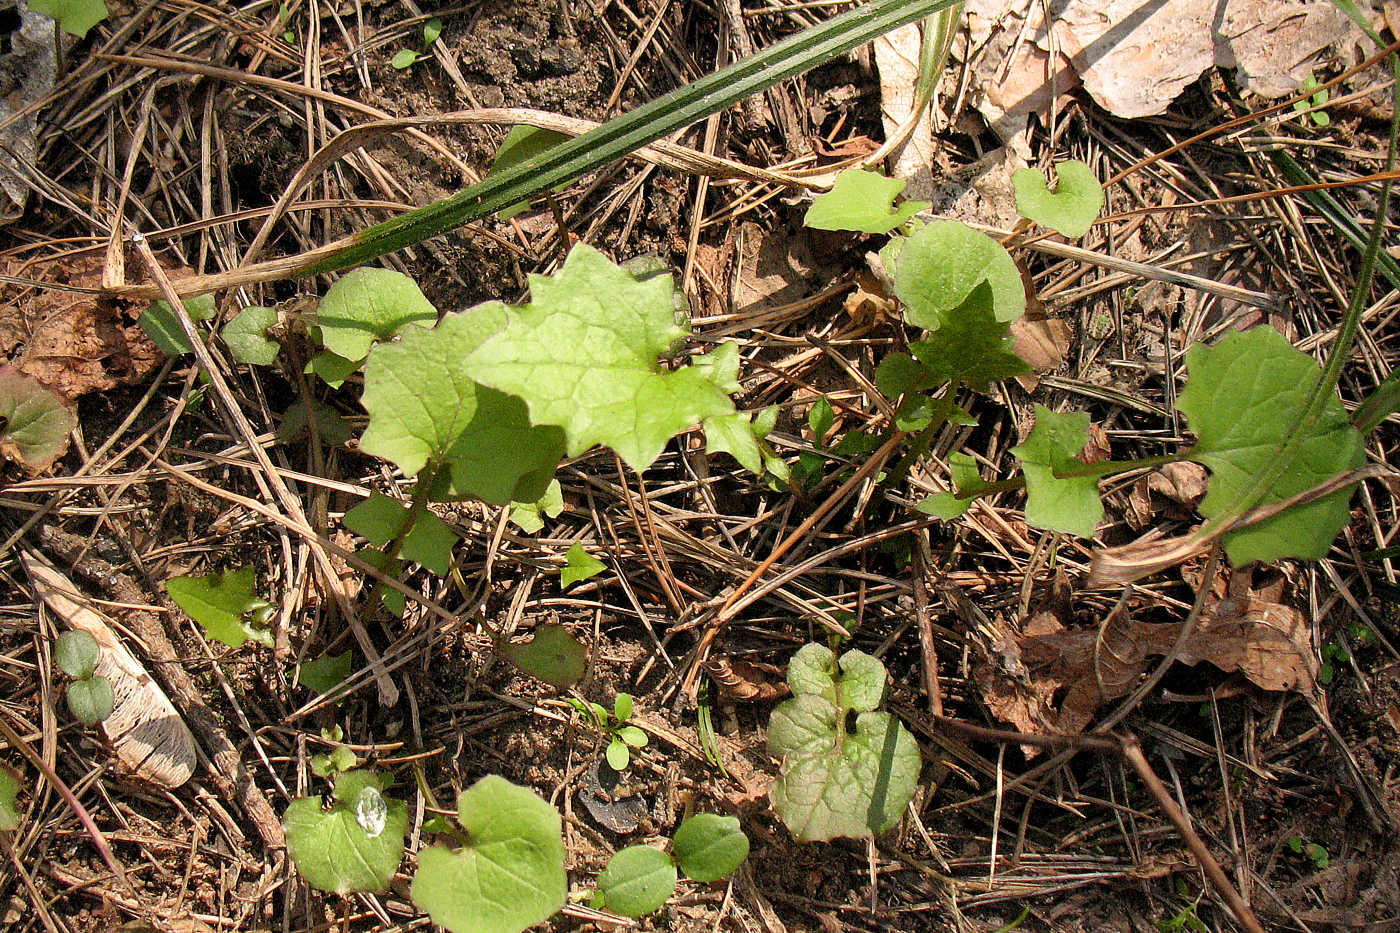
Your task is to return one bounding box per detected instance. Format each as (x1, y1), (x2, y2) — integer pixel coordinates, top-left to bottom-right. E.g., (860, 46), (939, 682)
(975, 594), (1316, 744)
(7, 256), (165, 398)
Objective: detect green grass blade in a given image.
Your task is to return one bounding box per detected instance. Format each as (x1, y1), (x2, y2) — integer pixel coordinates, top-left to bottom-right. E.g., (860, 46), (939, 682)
(307, 0), (960, 274)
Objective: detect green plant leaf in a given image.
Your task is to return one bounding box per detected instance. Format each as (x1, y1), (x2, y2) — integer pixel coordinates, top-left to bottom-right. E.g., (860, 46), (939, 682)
(278, 399), (352, 446)
(596, 845), (677, 917)
(0, 766), (19, 831)
(488, 125), (572, 219)
(166, 566), (274, 649)
(359, 547), (405, 616)
(1013, 160), (1103, 239)
(316, 267), (437, 363)
(138, 294), (216, 356)
(673, 813), (748, 882)
(785, 643), (886, 712)
(306, 350), (360, 389)
(1177, 326), (1365, 564)
(297, 650), (352, 696)
(509, 479), (564, 533)
(391, 49), (422, 69)
(808, 397), (834, 442)
(343, 492), (459, 574)
(1010, 405), (1103, 538)
(803, 169), (928, 234)
(767, 698), (920, 842)
(560, 541), (606, 588)
(503, 623), (586, 690)
(284, 770), (407, 894)
(906, 283), (1030, 391)
(613, 692), (633, 722)
(66, 675), (114, 724)
(703, 411), (765, 473)
(0, 367), (75, 474)
(423, 17), (443, 44)
(460, 244), (737, 472)
(606, 738), (631, 771)
(53, 630), (99, 680)
(617, 725), (647, 748)
(360, 311), (565, 506)
(410, 775), (566, 933)
(222, 306), (281, 365)
(28, 0), (108, 37)
(918, 450), (989, 519)
(892, 220), (1025, 329)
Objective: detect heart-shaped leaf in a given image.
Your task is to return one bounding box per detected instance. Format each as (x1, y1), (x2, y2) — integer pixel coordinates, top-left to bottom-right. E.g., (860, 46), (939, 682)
(296, 650), (353, 696)
(768, 647), (920, 842)
(596, 844), (677, 917)
(502, 623), (586, 690)
(560, 541), (605, 587)
(28, 0), (108, 36)
(672, 813), (748, 882)
(0, 366), (75, 473)
(222, 306), (280, 365)
(804, 169), (929, 234)
(410, 775), (566, 933)
(315, 267), (437, 362)
(138, 294), (216, 356)
(284, 770), (407, 894)
(891, 220), (1025, 329)
(1013, 160), (1103, 239)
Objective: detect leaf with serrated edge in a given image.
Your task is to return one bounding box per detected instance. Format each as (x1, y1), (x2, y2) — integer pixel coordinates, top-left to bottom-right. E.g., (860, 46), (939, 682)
(596, 845), (677, 917)
(1013, 161), (1103, 239)
(410, 775), (566, 933)
(673, 813), (748, 882)
(316, 268), (437, 363)
(284, 770), (406, 894)
(906, 284), (1029, 391)
(1011, 405), (1103, 538)
(704, 411), (764, 473)
(0, 367), (75, 473)
(461, 244), (737, 472)
(804, 169), (929, 234)
(360, 310), (564, 506)
(1178, 327), (1364, 564)
(893, 220), (1025, 329)
(166, 566), (273, 649)
(222, 306), (280, 365)
(503, 623), (586, 689)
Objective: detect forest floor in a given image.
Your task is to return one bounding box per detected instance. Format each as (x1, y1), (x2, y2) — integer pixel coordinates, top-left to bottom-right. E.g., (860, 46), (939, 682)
(2, 0), (1400, 931)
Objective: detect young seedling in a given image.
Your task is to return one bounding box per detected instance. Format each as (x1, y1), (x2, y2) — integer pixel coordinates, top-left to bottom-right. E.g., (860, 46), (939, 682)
(284, 768), (407, 894)
(392, 17), (443, 69)
(310, 725), (359, 777)
(560, 541), (606, 588)
(592, 813), (749, 917)
(0, 767), (19, 831)
(1286, 834), (1330, 870)
(53, 630), (114, 725)
(1293, 73), (1331, 127)
(567, 692), (648, 771)
(767, 643), (921, 842)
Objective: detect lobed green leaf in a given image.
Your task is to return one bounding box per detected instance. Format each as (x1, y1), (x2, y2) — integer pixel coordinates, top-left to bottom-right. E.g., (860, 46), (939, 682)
(803, 169), (928, 234)
(892, 220), (1024, 330)
(315, 267), (437, 362)
(166, 566), (274, 649)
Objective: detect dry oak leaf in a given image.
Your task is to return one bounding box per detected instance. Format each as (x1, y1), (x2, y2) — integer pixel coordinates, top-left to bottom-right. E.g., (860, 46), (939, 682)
(974, 596), (1316, 743)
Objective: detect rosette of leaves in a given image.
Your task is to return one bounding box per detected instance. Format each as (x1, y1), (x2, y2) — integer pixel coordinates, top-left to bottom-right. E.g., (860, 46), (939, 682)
(766, 644), (921, 842)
